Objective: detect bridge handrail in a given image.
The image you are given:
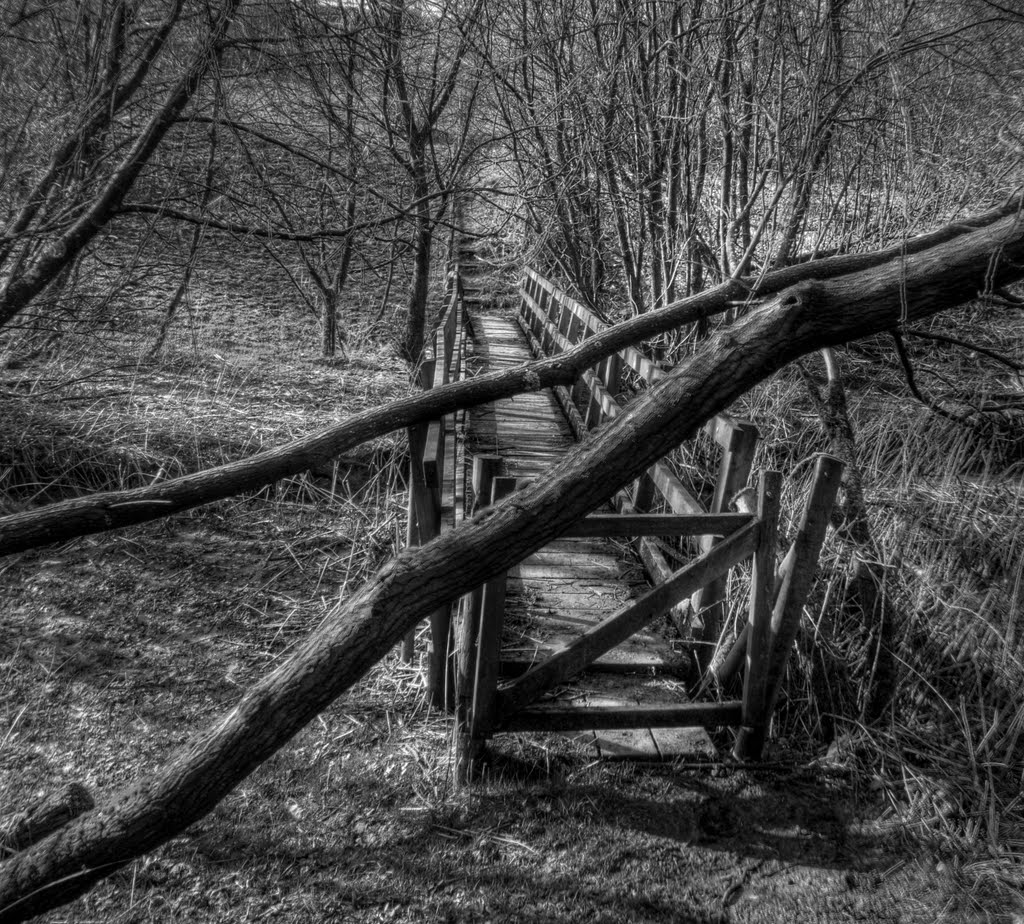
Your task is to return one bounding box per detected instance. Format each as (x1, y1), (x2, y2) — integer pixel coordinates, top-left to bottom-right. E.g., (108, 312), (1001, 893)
(517, 267), (762, 672)
(523, 268), (664, 385)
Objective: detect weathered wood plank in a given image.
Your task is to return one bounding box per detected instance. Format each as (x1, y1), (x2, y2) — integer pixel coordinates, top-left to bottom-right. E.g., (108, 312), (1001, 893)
(499, 657), (677, 677)
(471, 476), (518, 736)
(498, 520), (761, 716)
(562, 512), (753, 538)
(594, 728), (660, 759)
(500, 701), (742, 732)
(763, 454), (844, 718)
(734, 472), (781, 761)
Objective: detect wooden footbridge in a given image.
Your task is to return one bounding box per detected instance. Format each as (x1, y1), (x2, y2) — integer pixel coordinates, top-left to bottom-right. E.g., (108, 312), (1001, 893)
(404, 244), (843, 773)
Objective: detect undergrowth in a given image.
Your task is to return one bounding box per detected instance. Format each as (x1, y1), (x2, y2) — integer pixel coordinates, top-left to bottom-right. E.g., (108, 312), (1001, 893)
(723, 306), (1024, 907)
(2, 227), (1022, 920)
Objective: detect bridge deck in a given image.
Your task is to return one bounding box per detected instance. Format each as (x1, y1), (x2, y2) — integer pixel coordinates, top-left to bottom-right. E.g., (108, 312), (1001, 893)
(460, 261), (713, 759)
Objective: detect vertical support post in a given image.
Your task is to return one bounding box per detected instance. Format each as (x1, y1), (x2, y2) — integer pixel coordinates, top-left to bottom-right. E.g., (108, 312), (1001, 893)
(763, 454), (844, 720)
(603, 352), (622, 400)
(401, 477), (419, 663)
(558, 302), (572, 339)
(469, 477), (518, 744)
(734, 470), (782, 761)
(530, 284), (543, 340)
(400, 357), (438, 661)
(584, 375), (602, 430)
(546, 286), (560, 328)
(693, 420), (759, 674)
(456, 456), (502, 778)
(567, 314), (583, 345)
(422, 450), (449, 710)
(633, 471), (657, 512)
(540, 291), (554, 354)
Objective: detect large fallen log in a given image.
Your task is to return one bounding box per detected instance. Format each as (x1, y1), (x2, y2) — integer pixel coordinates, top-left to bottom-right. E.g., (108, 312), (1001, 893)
(1, 206), (1022, 922)
(0, 197), (1018, 558)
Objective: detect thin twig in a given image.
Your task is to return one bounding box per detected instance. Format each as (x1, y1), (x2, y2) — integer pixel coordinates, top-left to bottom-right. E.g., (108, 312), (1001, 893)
(890, 330), (975, 425)
(903, 327), (1023, 377)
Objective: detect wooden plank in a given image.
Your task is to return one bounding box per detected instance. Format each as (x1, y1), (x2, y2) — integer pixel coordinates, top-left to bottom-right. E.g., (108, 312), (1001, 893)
(704, 414), (755, 453)
(470, 477), (518, 736)
(582, 369), (621, 427)
(456, 456), (502, 724)
(648, 459), (704, 516)
(498, 520), (761, 716)
(499, 657), (676, 678)
(562, 512), (753, 538)
(650, 725), (719, 758)
(763, 454), (843, 718)
(594, 729), (660, 759)
(633, 472), (657, 512)
(692, 420), (759, 672)
(400, 457), (420, 663)
(603, 352), (623, 398)
(501, 701), (742, 732)
(734, 471), (781, 761)
(709, 420), (759, 517)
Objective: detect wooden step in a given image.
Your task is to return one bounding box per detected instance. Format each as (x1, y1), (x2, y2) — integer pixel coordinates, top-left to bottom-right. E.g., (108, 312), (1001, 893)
(500, 701), (742, 732)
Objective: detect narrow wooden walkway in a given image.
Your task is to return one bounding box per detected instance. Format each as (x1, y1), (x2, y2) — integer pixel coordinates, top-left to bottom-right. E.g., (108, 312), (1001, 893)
(458, 252), (713, 759)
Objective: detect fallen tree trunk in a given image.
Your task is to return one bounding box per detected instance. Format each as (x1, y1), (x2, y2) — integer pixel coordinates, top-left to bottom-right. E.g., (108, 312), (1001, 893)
(1, 207), (1023, 921)
(0, 784), (94, 856)
(0, 197), (1018, 559)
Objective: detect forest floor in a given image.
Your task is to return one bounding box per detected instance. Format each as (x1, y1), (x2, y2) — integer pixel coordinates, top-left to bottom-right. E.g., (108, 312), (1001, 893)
(1, 226), (1022, 923)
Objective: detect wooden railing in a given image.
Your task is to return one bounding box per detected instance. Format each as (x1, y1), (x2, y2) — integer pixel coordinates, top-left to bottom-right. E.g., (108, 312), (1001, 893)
(517, 268), (763, 669)
(402, 267), (467, 708)
(454, 268), (844, 768)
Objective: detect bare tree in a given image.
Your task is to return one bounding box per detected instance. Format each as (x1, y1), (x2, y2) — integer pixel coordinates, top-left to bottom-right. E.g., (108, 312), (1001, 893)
(0, 0), (246, 338)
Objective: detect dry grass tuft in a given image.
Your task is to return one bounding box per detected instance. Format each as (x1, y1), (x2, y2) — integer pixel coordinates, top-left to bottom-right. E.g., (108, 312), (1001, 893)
(709, 303), (1024, 910)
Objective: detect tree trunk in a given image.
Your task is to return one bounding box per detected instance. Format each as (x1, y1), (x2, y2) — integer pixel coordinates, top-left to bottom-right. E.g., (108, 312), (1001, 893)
(1, 205), (1023, 922)
(0, 200), (1020, 560)
(321, 289), (338, 358)
(403, 162), (432, 364)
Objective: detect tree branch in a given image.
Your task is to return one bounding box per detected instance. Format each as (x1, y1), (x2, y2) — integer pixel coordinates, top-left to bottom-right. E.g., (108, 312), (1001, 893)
(0, 201), (1020, 560)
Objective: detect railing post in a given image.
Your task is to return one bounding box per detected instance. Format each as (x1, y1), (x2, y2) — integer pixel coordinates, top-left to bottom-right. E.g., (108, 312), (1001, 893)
(633, 472), (657, 512)
(400, 470), (419, 663)
(567, 313), (584, 344)
(763, 455), (844, 719)
(456, 456), (503, 779)
(400, 358), (438, 662)
(419, 442), (449, 708)
(467, 477), (518, 755)
(603, 352), (622, 400)
(693, 420), (759, 674)
(734, 471), (782, 761)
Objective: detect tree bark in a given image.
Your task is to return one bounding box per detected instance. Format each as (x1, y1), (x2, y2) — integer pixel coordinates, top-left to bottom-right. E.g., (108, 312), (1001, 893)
(1, 199), (1017, 560)
(1, 205), (1022, 922)
(0, 784), (93, 856)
